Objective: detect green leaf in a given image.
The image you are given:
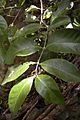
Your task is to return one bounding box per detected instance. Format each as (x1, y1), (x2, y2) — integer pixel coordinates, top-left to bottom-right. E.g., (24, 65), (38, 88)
(0, 0), (6, 7)
(25, 14), (39, 23)
(0, 15), (8, 30)
(43, 9), (52, 19)
(18, 0), (26, 6)
(13, 23), (42, 39)
(0, 29), (8, 63)
(0, 45), (5, 63)
(40, 59), (80, 83)
(8, 76), (34, 115)
(26, 5), (40, 13)
(35, 74), (64, 104)
(54, 0), (70, 17)
(5, 36), (38, 64)
(47, 29), (80, 55)
(2, 62), (35, 85)
(50, 16), (71, 28)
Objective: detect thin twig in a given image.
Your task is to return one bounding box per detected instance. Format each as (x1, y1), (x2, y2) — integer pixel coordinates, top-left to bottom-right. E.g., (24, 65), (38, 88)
(35, 0), (48, 76)
(40, 0), (43, 24)
(11, 8), (21, 26)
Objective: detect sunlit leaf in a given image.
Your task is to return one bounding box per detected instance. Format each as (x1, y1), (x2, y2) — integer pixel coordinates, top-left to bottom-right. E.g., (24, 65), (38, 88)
(8, 76), (34, 115)
(40, 59), (80, 83)
(2, 62), (35, 85)
(26, 5), (40, 13)
(43, 9), (52, 19)
(18, 0), (26, 6)
(35, 74), (64, 104)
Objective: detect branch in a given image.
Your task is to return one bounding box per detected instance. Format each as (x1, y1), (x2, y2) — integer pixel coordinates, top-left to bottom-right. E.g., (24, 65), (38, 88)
(40, 0), (43, 23)
(35, 0), (48, 76)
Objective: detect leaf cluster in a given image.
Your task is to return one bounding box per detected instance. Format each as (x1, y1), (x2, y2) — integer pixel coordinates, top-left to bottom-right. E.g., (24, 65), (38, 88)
(0, 0), (80, 116)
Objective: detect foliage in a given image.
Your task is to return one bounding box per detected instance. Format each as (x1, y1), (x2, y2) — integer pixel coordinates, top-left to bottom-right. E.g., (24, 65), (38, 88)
(0, 0), (80, 116)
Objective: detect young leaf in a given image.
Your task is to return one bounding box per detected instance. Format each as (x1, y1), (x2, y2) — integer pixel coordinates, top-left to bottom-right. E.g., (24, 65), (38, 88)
(18, 0), (26, 6)
(35, 74), (64, 104)
(40, 59), (80, 83)
(2, 62), (35, 85)
(47, 29), (80, 55)
(0, 15), (8, 30)
(26, 5), (40, 13)
(8, 76), (34, 115)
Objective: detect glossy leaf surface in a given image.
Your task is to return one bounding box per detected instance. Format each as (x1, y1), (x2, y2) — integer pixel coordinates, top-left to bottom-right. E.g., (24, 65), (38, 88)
(5, 36), (37, 64)
(47, 29), (80, 55)
(50, 16), (70, 28)
(13, 23), (42, 39)
(2, 62), (34, 85)
(8, 76), (34, 115)
(35, 74), (64, 104)
(41, 59), (80, 83)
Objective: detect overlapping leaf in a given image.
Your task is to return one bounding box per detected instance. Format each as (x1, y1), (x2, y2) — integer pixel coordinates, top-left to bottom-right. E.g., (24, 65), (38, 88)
(0, 15), (8, 30)
(0, 15), (8, 63)
(40, 59), (80, 83)
(47, 29), (80, 55)
(35, 74), (64, 104)
(5, 36), (38, 64)
(2, 62), (35, 85)
(13, 23), (42, 40)
(5, 23), (42, 64)
(50, 16), (71, 28)
(8, 76), (34, 115)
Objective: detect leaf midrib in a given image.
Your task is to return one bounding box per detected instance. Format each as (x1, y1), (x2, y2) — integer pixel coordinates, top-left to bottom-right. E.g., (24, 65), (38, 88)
(42, 64), (80, 81)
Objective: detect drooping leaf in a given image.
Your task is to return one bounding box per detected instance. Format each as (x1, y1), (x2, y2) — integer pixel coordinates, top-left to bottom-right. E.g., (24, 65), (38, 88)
(2, 62), (35, 85)
(40, 59), (80, 83)
(8, 76), (34, 115)
(0, 15), (8, 30)
(35, 74), (64, 104)
(50, 16), (71, 28)
(47, 29), (80, 55)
